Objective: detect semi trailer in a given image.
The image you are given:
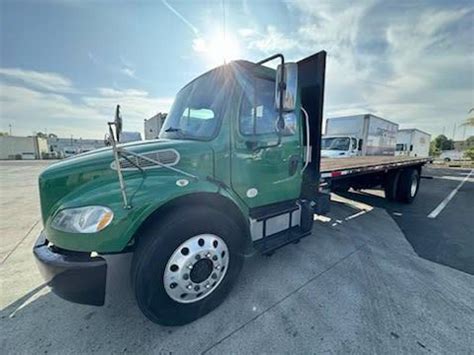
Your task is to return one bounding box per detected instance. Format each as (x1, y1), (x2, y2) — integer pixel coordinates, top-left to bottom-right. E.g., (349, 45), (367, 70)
(395, 129), (431, 158)
(33, 51), (428, 326)
(321, 114), (398, 158)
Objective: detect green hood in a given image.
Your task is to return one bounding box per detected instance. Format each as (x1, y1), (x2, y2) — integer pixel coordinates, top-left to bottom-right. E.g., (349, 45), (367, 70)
(39, 139), (215, 225)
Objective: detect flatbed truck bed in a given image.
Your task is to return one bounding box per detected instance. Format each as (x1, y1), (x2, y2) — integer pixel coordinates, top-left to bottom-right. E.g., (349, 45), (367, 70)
(318, 156), (429, 204)
(320, 156), (429, 178)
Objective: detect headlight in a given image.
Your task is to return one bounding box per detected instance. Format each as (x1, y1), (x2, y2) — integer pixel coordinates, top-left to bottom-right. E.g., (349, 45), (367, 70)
(51, 206), (114, 233)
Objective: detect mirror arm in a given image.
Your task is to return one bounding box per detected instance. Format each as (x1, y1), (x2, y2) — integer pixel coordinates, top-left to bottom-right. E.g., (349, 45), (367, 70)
(249, 53), (286, 152)
(257, 53), (286, 131)
(256, 53), (284, 65)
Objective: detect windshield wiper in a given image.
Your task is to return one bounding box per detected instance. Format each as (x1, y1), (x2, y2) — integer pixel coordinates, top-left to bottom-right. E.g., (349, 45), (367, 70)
(165, 127), (182, 132)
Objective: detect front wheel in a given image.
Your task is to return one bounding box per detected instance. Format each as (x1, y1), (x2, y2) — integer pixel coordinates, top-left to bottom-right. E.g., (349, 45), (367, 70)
(131, 207), (245, 325)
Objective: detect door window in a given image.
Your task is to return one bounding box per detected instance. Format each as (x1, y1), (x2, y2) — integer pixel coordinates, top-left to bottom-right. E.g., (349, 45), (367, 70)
(239, 78), (276, 136)
(351, 138), (357, 150)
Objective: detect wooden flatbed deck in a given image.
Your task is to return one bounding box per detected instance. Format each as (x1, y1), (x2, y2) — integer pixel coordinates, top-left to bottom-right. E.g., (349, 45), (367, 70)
(320, 156), (429, 178)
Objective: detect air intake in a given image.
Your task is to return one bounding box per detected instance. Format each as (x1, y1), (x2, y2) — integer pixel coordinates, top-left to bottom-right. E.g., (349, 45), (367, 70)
(111, 149), (180, 171)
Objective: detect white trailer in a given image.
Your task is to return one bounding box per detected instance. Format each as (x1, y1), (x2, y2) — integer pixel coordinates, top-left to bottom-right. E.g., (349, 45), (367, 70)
(395, 129), (430, 157)
(322, 114), (398, 158)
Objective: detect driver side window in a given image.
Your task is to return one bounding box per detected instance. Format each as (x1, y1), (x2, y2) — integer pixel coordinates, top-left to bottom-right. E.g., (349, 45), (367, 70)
(239, 78), (277, 136)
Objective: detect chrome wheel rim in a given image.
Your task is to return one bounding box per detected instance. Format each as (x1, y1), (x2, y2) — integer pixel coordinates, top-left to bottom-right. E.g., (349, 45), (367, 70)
(410, 176), (418, 197)
(163, 234), (229, 304)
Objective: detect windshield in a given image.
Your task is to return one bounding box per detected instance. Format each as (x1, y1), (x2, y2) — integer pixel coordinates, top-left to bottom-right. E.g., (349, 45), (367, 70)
(160, 68), (228, 141)
(396, 143), (405, 151)
(321, 137), (350, 151)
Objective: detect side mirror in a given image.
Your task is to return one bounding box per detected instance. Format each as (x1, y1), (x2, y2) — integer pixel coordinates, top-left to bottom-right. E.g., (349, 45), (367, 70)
(115, 105), (123, 142)
(275, 63), (297, 112)
(358, 139), (363, 151)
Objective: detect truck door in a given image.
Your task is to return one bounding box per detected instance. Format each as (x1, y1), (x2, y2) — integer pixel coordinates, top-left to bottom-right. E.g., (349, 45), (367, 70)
(230, 74), (302, 208)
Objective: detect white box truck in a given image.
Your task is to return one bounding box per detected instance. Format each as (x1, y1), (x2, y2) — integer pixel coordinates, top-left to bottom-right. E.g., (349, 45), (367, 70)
(395, 129), (431, 157)
(322, 114), (398, 158)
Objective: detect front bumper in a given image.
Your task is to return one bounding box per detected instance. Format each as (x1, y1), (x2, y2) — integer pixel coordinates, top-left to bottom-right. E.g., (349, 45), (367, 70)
(33, 230), (107, 306)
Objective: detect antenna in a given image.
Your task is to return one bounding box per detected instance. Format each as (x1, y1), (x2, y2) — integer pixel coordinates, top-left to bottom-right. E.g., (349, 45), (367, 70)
(222, 0), (226, 64)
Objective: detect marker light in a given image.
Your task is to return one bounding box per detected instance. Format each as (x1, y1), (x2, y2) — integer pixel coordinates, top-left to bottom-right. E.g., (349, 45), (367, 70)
(51, 206), (114, 233)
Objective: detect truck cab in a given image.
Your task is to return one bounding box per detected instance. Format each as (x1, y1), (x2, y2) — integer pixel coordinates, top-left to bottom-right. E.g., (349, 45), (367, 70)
(396, 129), (431, 158)
(33, 51), (328, 325)
(395, 143), (408, 156)
(321, 135), (360, 158)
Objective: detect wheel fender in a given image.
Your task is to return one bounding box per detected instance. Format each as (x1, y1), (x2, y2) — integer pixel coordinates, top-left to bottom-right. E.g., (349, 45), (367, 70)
(128, 179), (250, 251)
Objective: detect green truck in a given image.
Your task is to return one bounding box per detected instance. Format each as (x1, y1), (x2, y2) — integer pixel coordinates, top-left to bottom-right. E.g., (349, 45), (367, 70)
(33, 51), (427, 325)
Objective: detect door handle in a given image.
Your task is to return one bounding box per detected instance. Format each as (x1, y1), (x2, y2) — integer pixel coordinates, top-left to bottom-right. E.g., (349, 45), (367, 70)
(288, 155), (299, 176)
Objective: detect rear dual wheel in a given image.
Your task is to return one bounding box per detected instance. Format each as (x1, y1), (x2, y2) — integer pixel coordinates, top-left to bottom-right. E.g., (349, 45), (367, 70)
(396, 168), (420, 203)
(384, 168), (420, 203)
(131, 207), (244, 326)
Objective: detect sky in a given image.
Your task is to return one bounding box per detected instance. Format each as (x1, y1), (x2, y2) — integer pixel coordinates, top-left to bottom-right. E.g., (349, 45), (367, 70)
(0, 0), (473, 140)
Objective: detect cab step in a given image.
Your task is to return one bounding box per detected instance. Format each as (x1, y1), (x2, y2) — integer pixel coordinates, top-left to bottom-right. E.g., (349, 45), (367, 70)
(253, 226), (311, 255)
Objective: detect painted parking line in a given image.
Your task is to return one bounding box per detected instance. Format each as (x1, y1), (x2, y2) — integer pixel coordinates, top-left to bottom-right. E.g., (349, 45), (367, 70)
(434, 176), (474, 183)
(427, 169), (474, 219)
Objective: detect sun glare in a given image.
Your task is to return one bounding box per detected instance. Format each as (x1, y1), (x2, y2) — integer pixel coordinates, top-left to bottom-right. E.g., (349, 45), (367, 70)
(194, 33), (241, 67)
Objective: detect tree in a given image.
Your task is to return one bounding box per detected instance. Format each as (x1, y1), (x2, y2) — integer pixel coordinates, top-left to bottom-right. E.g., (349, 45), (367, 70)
(429, 141), (441, 157)
(466, 136), (474, 147)
(464, 147), (474, 160)
(433, 134), (454, 151)
(463, 117), (474, 127)
(461, 108), (474, 128)
(0, 132), (9, 136)
(462, 108), (474, 126)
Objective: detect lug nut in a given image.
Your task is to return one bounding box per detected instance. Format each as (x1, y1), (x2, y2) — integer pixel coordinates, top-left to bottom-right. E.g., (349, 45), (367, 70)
(187, 284), (193, 290)
(188, 264), (193, 269)
(206, 253), (211, 258)
(215, 265), (220, 270)
(205, 284), (210, 289)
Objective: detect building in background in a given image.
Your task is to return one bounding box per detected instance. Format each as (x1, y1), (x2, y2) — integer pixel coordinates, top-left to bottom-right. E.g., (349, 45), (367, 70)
(47, 137), (105, 158)
(120, 131), (142, 143)
(0, 136), (48, 160)
(144, 113), (167, 140)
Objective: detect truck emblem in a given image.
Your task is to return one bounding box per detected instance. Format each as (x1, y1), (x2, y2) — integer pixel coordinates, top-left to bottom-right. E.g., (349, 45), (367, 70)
(246, 188), (258, 198)
(176, 179), (189, 187)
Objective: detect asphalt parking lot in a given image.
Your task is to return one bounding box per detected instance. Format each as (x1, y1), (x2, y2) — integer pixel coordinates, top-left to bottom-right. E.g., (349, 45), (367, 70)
(340, 166), (474, 275)
(1, 161), (473, 353)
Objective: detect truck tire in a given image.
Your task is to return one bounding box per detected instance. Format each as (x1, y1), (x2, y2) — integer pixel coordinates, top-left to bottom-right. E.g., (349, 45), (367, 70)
(131, 206), (245, 326)
(332, 185), (349, 193)
(300, 200), (314, 233)
(396, 168), (420, 203)
(384, 170), (400, 201)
